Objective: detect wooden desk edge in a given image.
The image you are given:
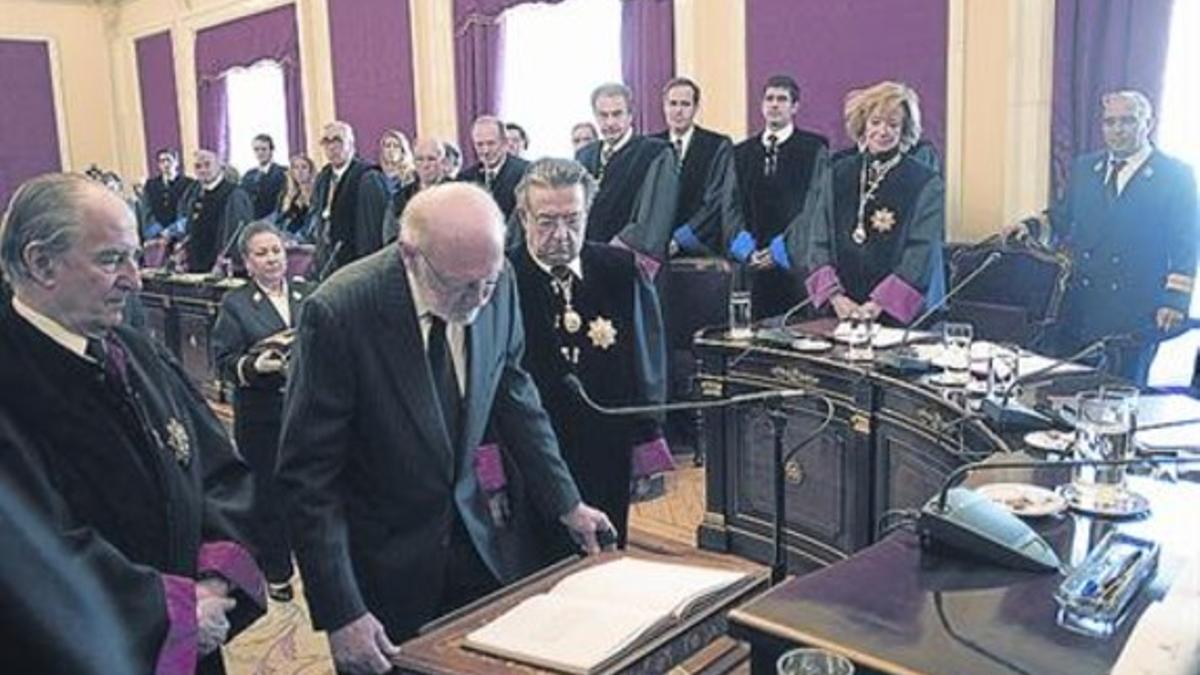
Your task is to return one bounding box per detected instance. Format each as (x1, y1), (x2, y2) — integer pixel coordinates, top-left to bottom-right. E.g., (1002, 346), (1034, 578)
(727, 609), (926, 675)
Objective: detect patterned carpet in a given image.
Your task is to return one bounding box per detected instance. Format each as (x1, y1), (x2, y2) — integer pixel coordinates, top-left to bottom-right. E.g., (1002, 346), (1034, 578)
(220, 465), (707, 675)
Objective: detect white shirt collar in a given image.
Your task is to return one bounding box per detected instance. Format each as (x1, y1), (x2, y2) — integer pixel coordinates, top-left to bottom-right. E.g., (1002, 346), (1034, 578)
(530, 252), (584, 281)
(605, 128), (634, 156)
(670, 126), (695, 158)
(403, 257), (466, 394)
(484, 154), (508, 175)
(1108, 143), (1153, 171)
(203, 174), (224, 191)
(11, 296), (90, 359)
(763, 123), (794, 147)
(332, 156), (354, 180)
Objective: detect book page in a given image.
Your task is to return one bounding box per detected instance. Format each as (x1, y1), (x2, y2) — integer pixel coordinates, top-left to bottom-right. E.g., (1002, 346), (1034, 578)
(464, 594), (663, 674)
(549, 558), (747, 618)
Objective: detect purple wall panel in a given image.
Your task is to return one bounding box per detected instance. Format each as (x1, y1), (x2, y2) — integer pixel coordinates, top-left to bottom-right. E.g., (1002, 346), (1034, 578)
(0, 39), (62, 208)
(745, 0), (948, 153)
(135, 31), (183, 178)
(328, 0), (417, 162)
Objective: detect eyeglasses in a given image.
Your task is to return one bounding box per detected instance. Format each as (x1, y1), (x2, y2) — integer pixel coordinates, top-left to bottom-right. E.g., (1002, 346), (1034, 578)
(320, 136), (347, 145)
(415, 247), (500, 297)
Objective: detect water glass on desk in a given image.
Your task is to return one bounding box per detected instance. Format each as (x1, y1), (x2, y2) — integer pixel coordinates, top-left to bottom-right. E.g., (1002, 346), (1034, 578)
(728, 290), (753, 340)
(844, 311), (875, 362)
(777, 648), (855, 675)
(1071, 391), (1133, 508)
(988, 345), (1020, 397)
(940, 322), (973, 386)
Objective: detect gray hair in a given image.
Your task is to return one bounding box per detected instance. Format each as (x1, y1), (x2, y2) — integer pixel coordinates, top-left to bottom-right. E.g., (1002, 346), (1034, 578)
(473, 115), (507, 138)
(514, 157), (598, 219)
(0, 173), (94, 285)
(1102, 90), (1153, 119)
(590, 82), (634, 110)
(236, 220), (285, 257)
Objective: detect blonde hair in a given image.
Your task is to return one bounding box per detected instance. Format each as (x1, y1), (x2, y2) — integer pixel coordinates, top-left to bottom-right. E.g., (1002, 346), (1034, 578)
(844, 81), (922, 152)
(378, 129), (416, 184)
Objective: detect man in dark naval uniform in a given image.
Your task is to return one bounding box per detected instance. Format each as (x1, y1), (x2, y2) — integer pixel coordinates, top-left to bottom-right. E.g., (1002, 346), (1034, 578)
(0, 174), (266, 674)
(653, 77), (737, 257)
(1015, 90), (1197, 384)
(729, 74), (830, 319)
(241, 133), (288, 220)
(576, 82), (679, 276)
(460, 115), (530, 221)
(310, 120), (390, 278)
(178, 149), (254, 273)
(511, 158), (668, 548)
(141, 147), (195, 240)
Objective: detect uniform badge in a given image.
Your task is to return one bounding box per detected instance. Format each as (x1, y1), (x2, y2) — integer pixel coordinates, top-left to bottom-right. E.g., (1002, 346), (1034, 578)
(562, 308), (583, 334)
(165, 417), (191, 466)
(871, 208), (896, 233)
(587, 316), (617, 350)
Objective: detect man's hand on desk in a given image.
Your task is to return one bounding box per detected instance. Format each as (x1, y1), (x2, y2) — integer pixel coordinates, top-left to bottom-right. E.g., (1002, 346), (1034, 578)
(329, 611), (401, 675)
(830, 294), (859, 320)
(1156, 307), (1185, 332)
(560, 502), (617, 554)
(747, 248), (775, 270)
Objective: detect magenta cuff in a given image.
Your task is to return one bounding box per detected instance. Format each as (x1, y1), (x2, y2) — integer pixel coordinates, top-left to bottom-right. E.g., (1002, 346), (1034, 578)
(631, 437), (674, 478)
(870, 274), (925, 324)
(805, 265), (844, 308)
(198, 541), (266, 610)
(157, 574), (198, 675)
(474, 443), (508, 492)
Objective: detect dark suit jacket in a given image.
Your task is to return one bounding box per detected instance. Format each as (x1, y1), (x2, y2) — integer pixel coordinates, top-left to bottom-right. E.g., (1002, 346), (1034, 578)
(241, 163), (288, 219)
(277, 249), (581, 638)
(651, 126), (737, 255)
(459, 155), (531, 220)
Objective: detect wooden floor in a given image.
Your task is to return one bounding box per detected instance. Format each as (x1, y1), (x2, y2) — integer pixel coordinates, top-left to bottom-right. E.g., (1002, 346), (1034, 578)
(223, 463), (708, 675)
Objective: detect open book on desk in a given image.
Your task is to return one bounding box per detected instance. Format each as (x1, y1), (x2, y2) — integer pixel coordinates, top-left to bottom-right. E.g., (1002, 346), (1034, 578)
(462, 558), (750, 674)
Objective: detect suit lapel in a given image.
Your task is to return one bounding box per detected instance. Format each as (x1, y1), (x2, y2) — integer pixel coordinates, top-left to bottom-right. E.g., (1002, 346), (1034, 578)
(378, 253), (456, 472)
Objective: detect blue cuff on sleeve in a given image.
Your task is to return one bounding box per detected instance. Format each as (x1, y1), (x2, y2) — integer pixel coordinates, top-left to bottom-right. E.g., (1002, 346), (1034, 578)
(673, 224), (703, 254)
(769, 235), (791, 270)
(729, 231), (755, 262)
(143, 222), (164, 239)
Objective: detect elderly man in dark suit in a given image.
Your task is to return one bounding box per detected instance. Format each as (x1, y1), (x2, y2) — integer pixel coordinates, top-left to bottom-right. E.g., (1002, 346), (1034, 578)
(459, 115), (530, 221)
(278, 182), (613, 675)
(310, 121), (390, 278)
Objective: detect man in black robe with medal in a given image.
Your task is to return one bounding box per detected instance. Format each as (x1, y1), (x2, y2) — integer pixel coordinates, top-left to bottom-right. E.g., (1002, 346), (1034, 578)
(0, 173), (265, 674)
(310, 121), (390, 278)
(510, 158), (669, 549)
(576, 82), (680, 277)
(728, 74), (830, 319)
(141, 147), (195, 240)
(178, 149), (254, 273)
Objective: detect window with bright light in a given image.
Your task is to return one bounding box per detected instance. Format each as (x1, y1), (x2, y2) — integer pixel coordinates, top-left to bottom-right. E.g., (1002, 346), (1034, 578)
(498, 0), (622, 159)
(1147, 0), (1200, 386)
(225, 59), (289, 174)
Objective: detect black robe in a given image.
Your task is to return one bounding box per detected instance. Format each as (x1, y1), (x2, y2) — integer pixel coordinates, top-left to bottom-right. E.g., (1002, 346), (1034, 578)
(576, 135), (680, 261)
(459, 155), (531, 221)
(511, 244), (666, 546)
(731, 129), (829, 318)
(179, 179), (254, 273)
(0, 303), (265, 675)
(241, 163), (288, 219)
(310, 157), (389, 278)
(142, 174), (196, 237)
(651, 126), (738, 255)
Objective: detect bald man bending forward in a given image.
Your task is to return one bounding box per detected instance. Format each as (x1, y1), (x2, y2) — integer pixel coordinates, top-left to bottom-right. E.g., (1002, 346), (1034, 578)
(278, 184), (611, 675)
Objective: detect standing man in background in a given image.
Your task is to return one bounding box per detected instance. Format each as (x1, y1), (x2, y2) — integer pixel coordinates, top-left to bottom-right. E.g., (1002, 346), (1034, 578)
(141, 148), (195, 241)
(179, 149), (254, 273)
(460, 116), (530, 221)
(241, 133), (288, 220)
(311, 121), (390, 278)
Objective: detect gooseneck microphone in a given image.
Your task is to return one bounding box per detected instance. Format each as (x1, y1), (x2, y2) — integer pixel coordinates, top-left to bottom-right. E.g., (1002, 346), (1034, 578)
(878, 250), (1004, 372)
(315, 240), (344, 281)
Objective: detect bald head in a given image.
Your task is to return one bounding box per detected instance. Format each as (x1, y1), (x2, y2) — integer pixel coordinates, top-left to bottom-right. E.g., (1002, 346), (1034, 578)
(399, 183), (505, 323)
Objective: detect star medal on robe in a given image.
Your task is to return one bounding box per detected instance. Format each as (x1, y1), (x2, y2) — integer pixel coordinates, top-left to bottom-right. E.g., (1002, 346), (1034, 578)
(871, 208), (896, 234)
(587, 316), (617, 350)
(165, 417), (191, 466)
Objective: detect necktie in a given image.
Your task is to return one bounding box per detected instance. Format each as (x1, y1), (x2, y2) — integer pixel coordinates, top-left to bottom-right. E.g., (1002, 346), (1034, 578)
(599, 144), (615, 182)
(87, 333), (130, 394)
(764, 134), (779, 177)
(322, 172), (341, 220)
(673, 138), (684, 168)
(484, 169), (495, 191)
(1105, 159), (1127, 201)
(427, 315), (461, 444)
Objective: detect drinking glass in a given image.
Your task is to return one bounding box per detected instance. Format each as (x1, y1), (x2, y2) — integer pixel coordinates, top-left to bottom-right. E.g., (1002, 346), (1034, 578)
(777, 648), (855, 675)
(988, 345), (1020, 398)
(940, 322), (973, 386)
(728, 290), (753, 340)
(1071, 391), (1133, 510)
(844, 310), (875, 362)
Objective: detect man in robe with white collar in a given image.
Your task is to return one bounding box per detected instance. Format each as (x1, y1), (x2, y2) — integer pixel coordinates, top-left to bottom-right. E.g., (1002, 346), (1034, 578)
(178, 149), (254, 273)
(510, 157), (668, 549)
(728, 74), (829, 319)
(459, 116), (530, 221)
(310, 121), (389, 278)
(240, 133), (288, 220)
(0, 173), (266, 674)
(1014, 90), (1196, 384)
(576, 82), (679, 277)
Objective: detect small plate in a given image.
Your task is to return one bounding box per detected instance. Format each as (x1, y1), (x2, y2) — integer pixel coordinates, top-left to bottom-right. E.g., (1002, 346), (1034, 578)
(926, 371), (971, 387)
(831, 322), (880, 343)
(1059, 484), (1151, 519)
(976, 483), (1067, 517)
(1025, 429), (1075, 453)
(791, 337), (833, 352)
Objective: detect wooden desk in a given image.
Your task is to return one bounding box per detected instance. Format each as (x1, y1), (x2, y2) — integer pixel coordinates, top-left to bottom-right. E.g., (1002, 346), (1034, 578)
(727, 471), (1200, 675)
(395, 538), (768, 675)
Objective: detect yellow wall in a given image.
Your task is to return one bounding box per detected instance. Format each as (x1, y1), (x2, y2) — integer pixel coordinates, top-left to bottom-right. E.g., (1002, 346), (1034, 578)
(2, 0), (1054, 241)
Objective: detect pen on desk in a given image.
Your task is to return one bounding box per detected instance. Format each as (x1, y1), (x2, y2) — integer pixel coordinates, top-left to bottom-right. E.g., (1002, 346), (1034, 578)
(1097, 549), (1145, 602)
(1080, 548), (1142, 598)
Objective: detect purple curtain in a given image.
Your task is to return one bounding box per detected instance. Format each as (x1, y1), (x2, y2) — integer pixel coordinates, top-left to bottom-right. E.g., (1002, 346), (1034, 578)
(194, 4), (306, 161)
(1050, 0), (1174, 198)
(621, 0), (675, 134)
(745, 0), (948, 154)
(135, 31), (183, 178)
(0, 39), (62, 208)
(328, 0), (417, 162)
(453, 0), (565, 163)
